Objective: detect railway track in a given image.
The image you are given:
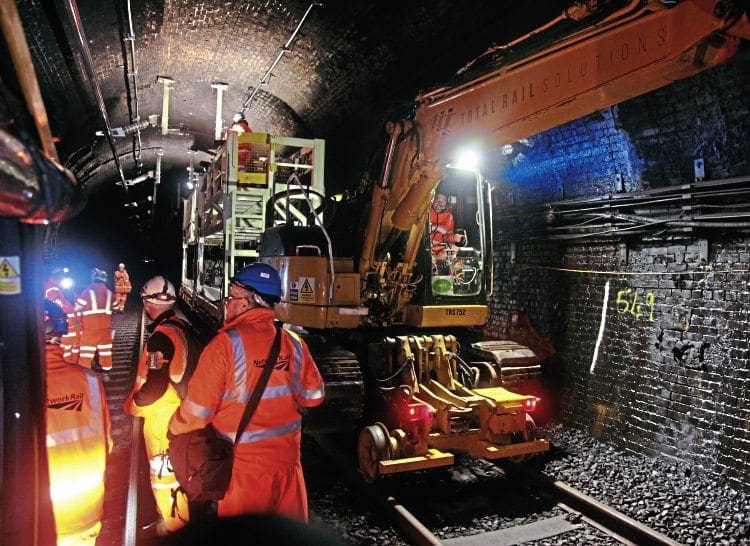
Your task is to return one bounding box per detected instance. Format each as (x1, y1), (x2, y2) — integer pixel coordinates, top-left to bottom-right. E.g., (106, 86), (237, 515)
(495, 461), (683, 546)
(95, 306), (169, 546)
(310, 434), (684, 546)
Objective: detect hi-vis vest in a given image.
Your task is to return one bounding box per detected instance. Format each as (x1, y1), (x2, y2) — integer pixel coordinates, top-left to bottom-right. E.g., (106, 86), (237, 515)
(45, 346), (112, 541)
(125, 315), (200, 416)
(76, 284), (113, 329)
(170, 308), (325, 468)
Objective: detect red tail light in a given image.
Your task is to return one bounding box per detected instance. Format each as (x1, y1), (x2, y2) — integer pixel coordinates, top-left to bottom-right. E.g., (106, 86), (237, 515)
(524, 397), (540, 412)
(405, 403), (433, 423)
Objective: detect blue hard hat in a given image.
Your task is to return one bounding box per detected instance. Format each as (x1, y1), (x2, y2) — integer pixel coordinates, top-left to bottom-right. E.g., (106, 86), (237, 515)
(230, 262), (282, 298)
(91, 267), (107, 282)
(43, 299), (69, 337)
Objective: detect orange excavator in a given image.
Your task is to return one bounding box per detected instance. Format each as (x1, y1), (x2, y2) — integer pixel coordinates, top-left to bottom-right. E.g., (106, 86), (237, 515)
(181, 0), (749, 481)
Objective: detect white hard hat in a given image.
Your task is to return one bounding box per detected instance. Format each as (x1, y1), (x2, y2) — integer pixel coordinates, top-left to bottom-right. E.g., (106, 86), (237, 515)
(140, 275), (176, 305)
(118, 263), (125, 269)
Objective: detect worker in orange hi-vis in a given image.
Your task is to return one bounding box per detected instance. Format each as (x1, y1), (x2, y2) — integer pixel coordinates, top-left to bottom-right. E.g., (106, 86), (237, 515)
(44, 299), (112, 545)
(113, 262), (132, 312)
(169, 263), (325, 522)
(230, 112), (254, 173)
(124, 276), (202, 533)
(76, 268), (114, 370)
(44, 266), (82, 364)
(429, 192), (465, 259)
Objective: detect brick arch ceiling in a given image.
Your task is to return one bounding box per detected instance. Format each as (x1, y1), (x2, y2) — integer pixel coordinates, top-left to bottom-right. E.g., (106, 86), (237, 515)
(12, 0), (575, 195)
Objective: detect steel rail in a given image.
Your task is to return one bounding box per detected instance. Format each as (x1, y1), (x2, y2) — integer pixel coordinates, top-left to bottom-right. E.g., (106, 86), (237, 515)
(497, 461), (684, 546)
(312, 434), (443, 546)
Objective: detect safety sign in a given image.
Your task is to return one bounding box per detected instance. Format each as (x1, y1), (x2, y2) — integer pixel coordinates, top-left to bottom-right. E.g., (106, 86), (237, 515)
(0, 256), (21, 295)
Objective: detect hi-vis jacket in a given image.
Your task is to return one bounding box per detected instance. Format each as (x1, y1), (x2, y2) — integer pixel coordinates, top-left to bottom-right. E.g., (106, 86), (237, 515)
(76, 282), (114, 369)
(113, 269), (132, 294)
(169, 307), (324, 519)
(44, 280), (82, 364)
(45, 344), (112, 544)
(124, 309), (198, 531)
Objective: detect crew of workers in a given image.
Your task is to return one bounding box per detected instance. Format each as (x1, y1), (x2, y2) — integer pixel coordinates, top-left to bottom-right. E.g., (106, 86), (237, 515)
(40, 193), (462, 539)
(43, 261), (327, 541)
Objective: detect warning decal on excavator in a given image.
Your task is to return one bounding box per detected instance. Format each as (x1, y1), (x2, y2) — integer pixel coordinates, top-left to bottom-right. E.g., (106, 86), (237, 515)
(0, 256), (21, 295)
(288, 277), (316, 303)
(299, 277), (315, 303)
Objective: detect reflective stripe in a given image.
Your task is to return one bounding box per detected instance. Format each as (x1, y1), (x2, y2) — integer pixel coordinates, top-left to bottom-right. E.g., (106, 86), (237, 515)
(49, 473), (103, 501)
(301, 387), (325, 400)
(182, 398), (215, 420)
(288, 333), (304, 395)
(262, 384), (292, 399)
(234, 417), (301, 444)
(78, 289), (113, 315)
(80, 309), (112, 316)
(224, 329), (247, 403)
(287, 332), (324, 401)
(151, 481), (180, 490)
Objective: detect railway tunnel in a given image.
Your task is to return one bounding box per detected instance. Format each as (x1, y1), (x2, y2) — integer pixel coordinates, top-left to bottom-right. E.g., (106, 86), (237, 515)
(1, 0), (750, 544)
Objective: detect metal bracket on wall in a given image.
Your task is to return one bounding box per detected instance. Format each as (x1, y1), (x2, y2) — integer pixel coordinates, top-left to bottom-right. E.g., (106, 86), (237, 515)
(694, 158), (705, 181)
(618, 242), (628, 266)
(698, 239), (708, 263)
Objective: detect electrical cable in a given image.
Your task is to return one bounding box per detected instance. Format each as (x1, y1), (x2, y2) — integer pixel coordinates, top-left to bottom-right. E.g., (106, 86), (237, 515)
(123, 0), (143, 165)
(61, 0), (128, 193)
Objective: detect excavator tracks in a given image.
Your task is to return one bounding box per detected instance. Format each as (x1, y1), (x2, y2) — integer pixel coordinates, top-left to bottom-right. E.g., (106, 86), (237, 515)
(303, 341), (365, 434)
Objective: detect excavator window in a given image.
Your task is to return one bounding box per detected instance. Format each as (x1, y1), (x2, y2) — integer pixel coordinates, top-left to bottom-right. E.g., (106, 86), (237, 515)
(428, 168), (484, 298)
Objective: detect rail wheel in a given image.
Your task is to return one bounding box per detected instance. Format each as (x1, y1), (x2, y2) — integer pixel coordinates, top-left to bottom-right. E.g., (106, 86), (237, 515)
(358, 422), (391, 484)
(509, 414), (537, 463)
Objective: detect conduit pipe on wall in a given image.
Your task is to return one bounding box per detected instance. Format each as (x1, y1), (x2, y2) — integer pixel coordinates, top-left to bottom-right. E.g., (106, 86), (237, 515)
(240, 2), (322, 113)
(123, 0), (143, 165)
(61, 0), (128, 193)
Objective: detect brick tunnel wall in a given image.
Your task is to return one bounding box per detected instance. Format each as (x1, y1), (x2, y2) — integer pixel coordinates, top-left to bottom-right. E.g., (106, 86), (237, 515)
(487, 51), (750, 492)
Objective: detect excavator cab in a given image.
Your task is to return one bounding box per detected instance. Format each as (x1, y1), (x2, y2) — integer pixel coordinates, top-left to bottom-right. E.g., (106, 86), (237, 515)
(404, 165), (490, 327)
(425, 165), (487, 300)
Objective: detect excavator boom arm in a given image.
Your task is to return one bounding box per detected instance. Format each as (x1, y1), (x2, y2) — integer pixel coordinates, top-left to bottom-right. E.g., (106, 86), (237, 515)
(415, 0), (749, 161)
